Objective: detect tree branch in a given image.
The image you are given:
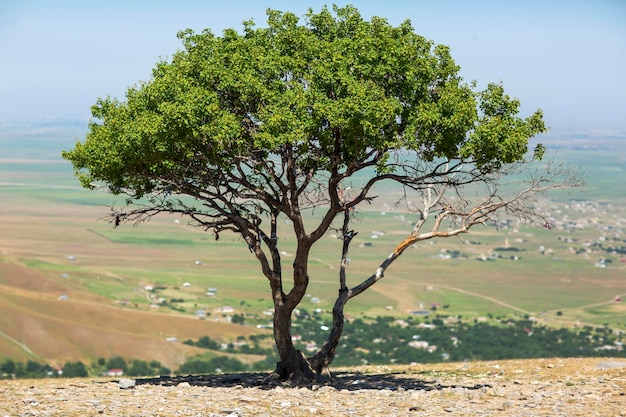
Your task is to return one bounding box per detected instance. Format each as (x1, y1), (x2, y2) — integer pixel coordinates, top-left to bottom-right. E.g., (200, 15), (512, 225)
(347, 159), (582, 299)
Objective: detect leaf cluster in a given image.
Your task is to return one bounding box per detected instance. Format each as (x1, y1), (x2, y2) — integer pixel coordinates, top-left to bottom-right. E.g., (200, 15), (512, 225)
(63, 5), (546, 203)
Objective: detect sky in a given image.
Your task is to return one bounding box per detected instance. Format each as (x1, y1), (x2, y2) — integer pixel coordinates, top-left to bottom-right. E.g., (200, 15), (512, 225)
(1, 0), (625, 139)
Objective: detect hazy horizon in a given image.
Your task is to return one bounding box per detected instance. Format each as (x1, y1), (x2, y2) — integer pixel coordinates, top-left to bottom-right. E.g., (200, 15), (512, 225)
(1, 0), (625, 141)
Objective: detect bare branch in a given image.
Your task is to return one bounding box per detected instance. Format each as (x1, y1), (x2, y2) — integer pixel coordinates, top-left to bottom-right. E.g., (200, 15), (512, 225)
(347, 156), (583, 299)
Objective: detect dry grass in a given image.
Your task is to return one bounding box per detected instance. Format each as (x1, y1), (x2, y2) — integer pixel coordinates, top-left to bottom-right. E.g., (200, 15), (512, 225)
(0, 261), (264, 370)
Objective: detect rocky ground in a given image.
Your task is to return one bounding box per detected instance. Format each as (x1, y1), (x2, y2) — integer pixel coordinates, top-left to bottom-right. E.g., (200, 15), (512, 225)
(1, 358), (625, 416)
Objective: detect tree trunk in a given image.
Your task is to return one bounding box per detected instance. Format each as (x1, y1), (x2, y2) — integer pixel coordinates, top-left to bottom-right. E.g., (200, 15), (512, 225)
(269, 302), (322, 384)
(268, 214), (351, 385)
(307, 213), (354, 380)
(308, 289), (349, 378)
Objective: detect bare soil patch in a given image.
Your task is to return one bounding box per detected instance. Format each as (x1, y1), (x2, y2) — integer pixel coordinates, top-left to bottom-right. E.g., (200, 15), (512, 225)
(1, 358), (624, 416)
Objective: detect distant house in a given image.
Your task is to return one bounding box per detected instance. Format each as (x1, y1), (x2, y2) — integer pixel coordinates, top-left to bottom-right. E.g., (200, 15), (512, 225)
(106, 368), (124, 377)
(220, 306), (234, 314)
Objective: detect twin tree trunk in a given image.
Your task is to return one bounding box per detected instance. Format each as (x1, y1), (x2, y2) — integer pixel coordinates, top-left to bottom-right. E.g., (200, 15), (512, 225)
(271, 292), (348, 384)
(267, 212), (355, 384)
(267, 215), (427, 384)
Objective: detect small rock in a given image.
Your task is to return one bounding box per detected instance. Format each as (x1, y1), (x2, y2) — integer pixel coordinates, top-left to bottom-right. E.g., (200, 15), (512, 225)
(118, 379), (136, 389)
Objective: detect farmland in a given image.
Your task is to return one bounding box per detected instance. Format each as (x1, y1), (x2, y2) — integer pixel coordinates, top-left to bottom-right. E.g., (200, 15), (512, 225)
(0, 125), (625, 370)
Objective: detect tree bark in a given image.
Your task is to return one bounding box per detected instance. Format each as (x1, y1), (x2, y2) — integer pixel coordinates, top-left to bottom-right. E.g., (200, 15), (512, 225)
(270, 302), (324, 384)
(308, 211), (354, 379)
(268, 245), (326, 384)
(309, 288), (349, 378)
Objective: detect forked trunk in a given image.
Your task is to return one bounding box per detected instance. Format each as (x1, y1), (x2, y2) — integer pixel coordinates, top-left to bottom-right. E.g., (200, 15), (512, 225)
(269, 213), (353, 385)
(269, 290), (349, 385)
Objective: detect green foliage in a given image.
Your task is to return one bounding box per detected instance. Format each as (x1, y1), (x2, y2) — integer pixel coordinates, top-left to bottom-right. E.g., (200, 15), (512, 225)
(63, 5), (544, 198)
(62, 361), (88, 378)
(184, 335), (221, 350)
(125, 360), (150, 377)
(176, 314), (625, 372)
(177, 356), (248, 374)
(1, 359), (16, 374)
(0, 359), (54, 378)
(231, 313), (245, 324)
(0, 357), (169, 379)
(328, 316), (625, 365)
(105, 356), (127, 371)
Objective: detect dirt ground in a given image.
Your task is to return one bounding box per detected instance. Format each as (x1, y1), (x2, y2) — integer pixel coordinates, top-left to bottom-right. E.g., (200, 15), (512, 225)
(1, 357), (624, 416)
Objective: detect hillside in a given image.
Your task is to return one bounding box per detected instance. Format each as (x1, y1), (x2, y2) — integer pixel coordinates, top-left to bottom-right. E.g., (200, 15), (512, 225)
(0, 261), (264, 370)
(1, 358), (624, 416)
(0, 137), (625, 371)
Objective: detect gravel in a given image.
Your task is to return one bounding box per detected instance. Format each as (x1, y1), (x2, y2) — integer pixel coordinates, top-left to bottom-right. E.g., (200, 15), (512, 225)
(1, 358), (624, 416)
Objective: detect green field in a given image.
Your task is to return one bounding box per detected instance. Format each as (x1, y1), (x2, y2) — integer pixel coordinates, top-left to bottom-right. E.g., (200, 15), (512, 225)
(1, 129), (625, 368)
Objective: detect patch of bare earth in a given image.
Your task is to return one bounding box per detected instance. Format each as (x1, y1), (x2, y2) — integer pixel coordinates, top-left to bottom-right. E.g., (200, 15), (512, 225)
(1, 358), (624, 416)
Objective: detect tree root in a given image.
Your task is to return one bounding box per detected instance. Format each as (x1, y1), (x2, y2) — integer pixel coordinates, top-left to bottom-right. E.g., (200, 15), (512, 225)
(265, 350), (333, 386)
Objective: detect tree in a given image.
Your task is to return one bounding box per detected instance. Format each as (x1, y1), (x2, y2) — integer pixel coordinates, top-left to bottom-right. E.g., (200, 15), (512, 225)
(105, 356), (127, 372)
(127, 360), (153, 377)
(62, 361), (89, 378)
(0, 359), (16, 375)
(63, 6), (581, 384)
